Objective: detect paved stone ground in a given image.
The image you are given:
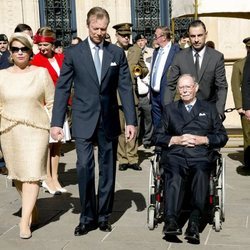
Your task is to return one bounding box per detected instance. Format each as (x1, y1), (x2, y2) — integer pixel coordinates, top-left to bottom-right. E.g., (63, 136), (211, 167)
(0, 138), (250, 250)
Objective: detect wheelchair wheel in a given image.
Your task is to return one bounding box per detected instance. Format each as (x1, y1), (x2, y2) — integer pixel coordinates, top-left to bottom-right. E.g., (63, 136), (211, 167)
(214, 210), (221, 232)
(221, 157), (225, 221)
(147, 206), (155, 230)
(148, 163), (155, 205)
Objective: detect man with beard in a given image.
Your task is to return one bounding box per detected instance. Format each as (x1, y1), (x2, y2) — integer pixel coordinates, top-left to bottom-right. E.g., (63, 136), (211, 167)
(164, 20), (228, 120)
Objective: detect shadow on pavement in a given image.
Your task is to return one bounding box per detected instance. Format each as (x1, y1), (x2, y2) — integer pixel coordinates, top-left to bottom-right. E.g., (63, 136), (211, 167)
(227, 151), (250, 175)
(110, 189), (147, 224)
(236, 166), (250, 176)
(13, 193), (81, 231)
(227, 151), (244, 165)
(61, 141), (76, 154)
(58, 163), (78, 187)
(138, 148), (155, 166)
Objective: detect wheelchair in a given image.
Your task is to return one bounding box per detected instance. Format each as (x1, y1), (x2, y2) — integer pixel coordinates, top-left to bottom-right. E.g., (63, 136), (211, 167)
(147, 150), (164, 230)
(147, 149), (225, 232)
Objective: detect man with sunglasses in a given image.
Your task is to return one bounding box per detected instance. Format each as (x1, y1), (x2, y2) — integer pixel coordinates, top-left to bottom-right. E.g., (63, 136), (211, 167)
(0, 34), (11, 69)
(150, 26), (180, 127)
(113, 23), (148, 172)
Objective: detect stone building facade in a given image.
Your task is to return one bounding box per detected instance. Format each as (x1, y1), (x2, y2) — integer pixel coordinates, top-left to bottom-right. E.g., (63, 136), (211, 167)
(1, 0), (250, 128)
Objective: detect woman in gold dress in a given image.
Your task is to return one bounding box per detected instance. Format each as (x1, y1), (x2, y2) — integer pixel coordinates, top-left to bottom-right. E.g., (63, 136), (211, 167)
(0, 33), (54, 239)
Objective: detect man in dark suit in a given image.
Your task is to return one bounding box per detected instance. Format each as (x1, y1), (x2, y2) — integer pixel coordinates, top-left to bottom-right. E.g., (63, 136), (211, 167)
(153, 74), (228, 244)
(50, 7), (137, 236)
(164, 20), (228, 120)
(150, 26), (180, 127)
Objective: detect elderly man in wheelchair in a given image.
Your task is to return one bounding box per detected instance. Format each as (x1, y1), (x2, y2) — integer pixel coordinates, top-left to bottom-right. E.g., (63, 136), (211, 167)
(152, 74), (228, 244)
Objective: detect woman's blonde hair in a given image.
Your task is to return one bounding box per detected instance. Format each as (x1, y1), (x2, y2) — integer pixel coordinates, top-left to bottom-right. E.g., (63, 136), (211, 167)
(9, 32), (33, 50)
(8, 32), (33, 63)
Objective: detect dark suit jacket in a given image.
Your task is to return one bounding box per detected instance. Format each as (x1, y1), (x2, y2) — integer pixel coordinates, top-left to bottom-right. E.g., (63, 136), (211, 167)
(242, 53), (250, 110)
(0, 50), (11, 69)
(153, 99), (228, 162)
(51, 39), (137, 139)
(164, 46), (228, 116)
(150, 43), (180, 105)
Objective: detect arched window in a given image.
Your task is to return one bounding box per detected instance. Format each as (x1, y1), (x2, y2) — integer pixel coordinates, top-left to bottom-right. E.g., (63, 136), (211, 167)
(131, 0), (170, 45)
(38, 0), (77, 47)
(169, 0), (193, 43)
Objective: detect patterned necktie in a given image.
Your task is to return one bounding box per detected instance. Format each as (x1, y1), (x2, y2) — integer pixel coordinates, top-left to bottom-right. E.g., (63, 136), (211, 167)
(93, 45), (101, 83)
(151, 48), (163, 89)
(194, 52), (200, 80)
(187, 104), (193, 112)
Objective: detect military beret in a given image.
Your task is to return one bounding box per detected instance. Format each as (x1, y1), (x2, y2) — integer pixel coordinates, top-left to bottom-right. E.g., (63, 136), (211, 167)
(112, 23), (132, 35)
(134, 33), (146, 42)
(243, 37), (250, 46)
(0, 34), (8, 42)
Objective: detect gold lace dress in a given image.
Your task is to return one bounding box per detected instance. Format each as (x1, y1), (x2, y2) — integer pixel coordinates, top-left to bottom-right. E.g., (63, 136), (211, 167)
(0, 67), (54, 181)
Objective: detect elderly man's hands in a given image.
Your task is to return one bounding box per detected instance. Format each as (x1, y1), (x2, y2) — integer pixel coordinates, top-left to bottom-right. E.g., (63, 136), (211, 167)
(169, 134), (209, 147)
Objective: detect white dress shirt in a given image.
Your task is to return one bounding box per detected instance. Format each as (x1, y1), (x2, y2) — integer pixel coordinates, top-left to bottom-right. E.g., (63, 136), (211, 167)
(88, 37), (103, 64)
(151, 42), (172, 92)
(192, 46), (206, 69)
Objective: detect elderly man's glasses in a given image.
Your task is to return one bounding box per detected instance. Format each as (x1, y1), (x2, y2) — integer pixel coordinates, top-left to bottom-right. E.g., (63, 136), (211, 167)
(153, 34), (164, 40)
(178, 85), (195, 91)
(10, 46), (30, 53)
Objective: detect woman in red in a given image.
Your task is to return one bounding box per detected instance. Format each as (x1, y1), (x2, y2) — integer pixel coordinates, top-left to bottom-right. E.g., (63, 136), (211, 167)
(31, 27), (70, 194)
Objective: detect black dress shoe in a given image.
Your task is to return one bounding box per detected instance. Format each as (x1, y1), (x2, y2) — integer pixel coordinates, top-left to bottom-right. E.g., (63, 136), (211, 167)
(163, 219), (182, 236)
(74, 223), (97, 236)
(129, 163), (142, 171)
(184, 222), (200, 244)
(119, 164), (128, 171)
(99, 221), (112, 232)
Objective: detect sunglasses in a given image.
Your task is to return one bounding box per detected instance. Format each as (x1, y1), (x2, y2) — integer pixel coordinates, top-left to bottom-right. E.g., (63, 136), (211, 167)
(10, 46), (30, 53)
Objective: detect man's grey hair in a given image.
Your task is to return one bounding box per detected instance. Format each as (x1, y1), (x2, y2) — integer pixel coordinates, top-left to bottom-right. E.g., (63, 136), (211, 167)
(177, 74), (198, 87)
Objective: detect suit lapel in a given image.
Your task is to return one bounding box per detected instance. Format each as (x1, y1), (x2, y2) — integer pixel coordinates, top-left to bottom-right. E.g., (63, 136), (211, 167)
(80, 39), (100, 86)
(177, 100), (202, 130)
(162, 44), (175, 76)
(178, 101), (193, 124)
(101, 43), (114, 82)
(187, 49), (197, 80)
(189, 99), (200, 119)
(198, 48), (211, 81)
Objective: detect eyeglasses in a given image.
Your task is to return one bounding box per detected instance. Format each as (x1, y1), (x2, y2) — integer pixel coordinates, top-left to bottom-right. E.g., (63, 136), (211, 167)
(178, 85), (195, 91)
(10, 46), (30, 53)
(153, 34), (164, 40)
